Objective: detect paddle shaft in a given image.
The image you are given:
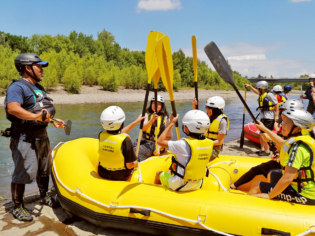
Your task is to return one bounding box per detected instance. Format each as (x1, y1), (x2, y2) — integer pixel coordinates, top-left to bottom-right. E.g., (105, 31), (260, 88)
(232, 84), (257, 123)
(240, 89), (247, 148)
(194, 82), (198, 109)
(170, 100), (180, 139)
(136, 84), (151, 156)
(192, 36), (198, 109)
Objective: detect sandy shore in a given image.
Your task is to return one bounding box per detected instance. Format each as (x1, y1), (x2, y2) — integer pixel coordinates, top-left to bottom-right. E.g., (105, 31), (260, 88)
(0, 85), (258, 105)
(0, 138), (264, 236)
(0, 84), (302, 105)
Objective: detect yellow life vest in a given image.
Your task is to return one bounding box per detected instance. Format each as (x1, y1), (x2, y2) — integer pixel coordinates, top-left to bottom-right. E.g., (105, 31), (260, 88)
(98, 131), (129, 171)
(257, 92), (275, 111)
(279, 135), (315, 192)
(143, 114), (164, 141)
(276, 93), (287, 107)
(171, 137), (213, 183)
(205, 114), (229, 140)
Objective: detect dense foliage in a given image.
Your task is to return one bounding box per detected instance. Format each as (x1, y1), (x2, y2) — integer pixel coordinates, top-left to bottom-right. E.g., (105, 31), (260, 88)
(0, 30), (250, 94)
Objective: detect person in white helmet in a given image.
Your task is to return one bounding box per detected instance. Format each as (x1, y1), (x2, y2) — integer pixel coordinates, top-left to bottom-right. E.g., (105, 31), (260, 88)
(231, 99), (305, 190)
(245, 81), (280, 156)
(193, 96), (229, 160)
(154, 110), (213, 191)
(272, 85), (288, 132)
(272, 85), (287, 106)
(300, 74), (315, 115)
(249, 108), (315, 205)
(98, 106), (144, 181)
(137, 94), (170, 161)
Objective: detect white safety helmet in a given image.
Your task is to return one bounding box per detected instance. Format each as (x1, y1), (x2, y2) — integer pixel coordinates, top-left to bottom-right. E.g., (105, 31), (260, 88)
(182, 110), (210, 134)
(256, 81), (268, 89)
(280, 99), (304, 111)
(205, 96), (225, 110)
(151, 94), (165, 103)
(100, 106), (125, 131)
(272, 85), (283, 93)
(282, 109), (315, 130)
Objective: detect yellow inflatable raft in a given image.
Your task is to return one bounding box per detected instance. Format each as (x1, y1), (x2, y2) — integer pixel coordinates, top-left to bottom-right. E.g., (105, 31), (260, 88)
(51, 137), (315, 236)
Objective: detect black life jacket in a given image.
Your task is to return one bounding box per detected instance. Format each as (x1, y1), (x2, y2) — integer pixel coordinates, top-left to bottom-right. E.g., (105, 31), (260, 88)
(5, 79), (56, 129)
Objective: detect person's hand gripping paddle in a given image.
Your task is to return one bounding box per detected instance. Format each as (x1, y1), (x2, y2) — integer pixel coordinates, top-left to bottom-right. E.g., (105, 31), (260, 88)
(204, 41), (257, 123)
(42, 110), (72, 135)
(155, 35), (180, 140)
(135, 31), (164, 157)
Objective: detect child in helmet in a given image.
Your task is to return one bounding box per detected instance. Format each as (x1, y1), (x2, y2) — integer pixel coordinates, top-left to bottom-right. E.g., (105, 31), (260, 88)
(245, 81), (280, 156)
(249, 108), (315, 205)
(272, 85), (287, 106)
(98, 106), (144, 181)
(231, 99), (305, 190)
(137, 94), (170, 162)
(155, 110), (213, 192)
(283, 85), (292, 95)
(193, 96), (229, 160)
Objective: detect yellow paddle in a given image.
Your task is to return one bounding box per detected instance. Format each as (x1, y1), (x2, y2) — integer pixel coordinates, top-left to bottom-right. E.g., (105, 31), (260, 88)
(155, 35), (180, 140)
(192, 35), (198, 109)
(135, 31), (164, 157)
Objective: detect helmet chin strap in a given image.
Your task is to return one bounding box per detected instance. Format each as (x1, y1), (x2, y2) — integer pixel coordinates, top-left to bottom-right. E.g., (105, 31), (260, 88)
(284, 125), (298, 139)
(182, 125), (189, 136)
(25, 65), (41, 82)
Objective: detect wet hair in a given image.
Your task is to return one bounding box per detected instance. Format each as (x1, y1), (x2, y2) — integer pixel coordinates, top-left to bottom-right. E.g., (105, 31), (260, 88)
(146, 101), (169, 118)
(106, 122), (125, 134)
(209, 107), (223, 122)
(189, 133), (206, 140)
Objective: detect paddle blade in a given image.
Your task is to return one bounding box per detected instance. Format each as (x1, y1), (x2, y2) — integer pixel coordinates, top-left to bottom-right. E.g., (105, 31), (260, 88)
(192, 35), (198, 82)
(204, 41), (234, 86)
(145, 31), (164, 85)
(64, 120), (72, 135)
(155, 35), (174, 100)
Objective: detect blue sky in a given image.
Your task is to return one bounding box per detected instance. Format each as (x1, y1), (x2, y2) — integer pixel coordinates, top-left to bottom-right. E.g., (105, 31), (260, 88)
(1, 0), (314, 78)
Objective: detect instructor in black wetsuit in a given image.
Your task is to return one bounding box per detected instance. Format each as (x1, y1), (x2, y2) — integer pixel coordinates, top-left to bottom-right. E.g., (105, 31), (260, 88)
(5, 53), (65, 221)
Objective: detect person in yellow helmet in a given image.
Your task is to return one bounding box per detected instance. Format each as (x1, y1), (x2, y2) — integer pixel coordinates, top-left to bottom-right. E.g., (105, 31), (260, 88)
(193, 96), (229, 161)
(249, 108), (315, 205)
(98, 106), (144, 181)
(155, 110), (213, 192)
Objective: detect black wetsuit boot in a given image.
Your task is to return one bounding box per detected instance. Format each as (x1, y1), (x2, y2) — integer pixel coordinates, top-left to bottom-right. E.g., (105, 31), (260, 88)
(11, 183), (33, 221)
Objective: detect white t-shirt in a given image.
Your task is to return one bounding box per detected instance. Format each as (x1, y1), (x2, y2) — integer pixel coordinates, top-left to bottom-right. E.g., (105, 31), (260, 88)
(261, 92), (278, 119)
(167, 139), (203, 191)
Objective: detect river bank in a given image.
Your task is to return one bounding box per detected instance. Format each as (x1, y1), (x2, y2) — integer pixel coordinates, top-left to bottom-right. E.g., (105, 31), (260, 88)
(0, 84), (302, 105)
(0, 138), (263, 236)
(0, 85), (258, 105)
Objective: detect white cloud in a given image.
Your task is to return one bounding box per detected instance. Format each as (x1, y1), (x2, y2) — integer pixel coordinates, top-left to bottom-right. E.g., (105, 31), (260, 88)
(182, 42), (312, 78)
(290, 0), (312, 3)
(227, 54), (266, 61)
(137, 0), (181, 12)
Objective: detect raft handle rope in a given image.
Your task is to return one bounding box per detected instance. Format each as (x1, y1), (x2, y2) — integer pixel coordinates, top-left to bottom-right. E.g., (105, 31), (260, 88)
(207, 160), (236, 192)
(51, 145), (232, 236)
(297, 226), (315, 236)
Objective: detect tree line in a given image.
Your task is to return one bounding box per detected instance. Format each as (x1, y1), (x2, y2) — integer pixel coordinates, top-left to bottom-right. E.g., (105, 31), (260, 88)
(0, 29), (250, 95)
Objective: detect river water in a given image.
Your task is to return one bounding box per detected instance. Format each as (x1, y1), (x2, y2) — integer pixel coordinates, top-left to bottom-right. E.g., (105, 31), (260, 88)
(0, 94), (303, 198)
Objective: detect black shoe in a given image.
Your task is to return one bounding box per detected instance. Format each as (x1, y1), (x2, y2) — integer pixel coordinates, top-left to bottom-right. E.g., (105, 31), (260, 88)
(12, 205), (33, 222)
(40, 193), (60, 208)
(258, 151), (270, 156)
